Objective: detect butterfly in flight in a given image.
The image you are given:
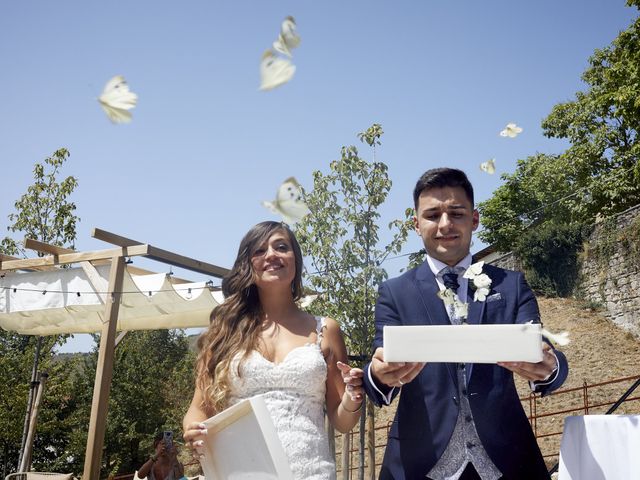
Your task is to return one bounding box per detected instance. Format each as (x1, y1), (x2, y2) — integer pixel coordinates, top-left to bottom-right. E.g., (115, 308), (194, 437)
(98, 75), (138, 123)
(262, 177), (310, 224)
(480, 158), (496, 174)
(273, 16), (301, 58)
(499, 123), (523, 138)
(259, 50), (296, 91)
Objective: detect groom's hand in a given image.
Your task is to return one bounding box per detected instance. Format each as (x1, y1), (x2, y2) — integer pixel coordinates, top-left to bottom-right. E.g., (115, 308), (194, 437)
(498, 343), (558, 381)
(371, 347), (425, 388)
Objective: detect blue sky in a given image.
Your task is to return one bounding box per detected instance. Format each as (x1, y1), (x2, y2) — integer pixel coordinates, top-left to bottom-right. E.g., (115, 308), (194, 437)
(1, 1), (637, 352)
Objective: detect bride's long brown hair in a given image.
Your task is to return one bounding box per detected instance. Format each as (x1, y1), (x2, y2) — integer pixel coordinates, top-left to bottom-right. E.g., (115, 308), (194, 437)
(195, 221), (304, 414)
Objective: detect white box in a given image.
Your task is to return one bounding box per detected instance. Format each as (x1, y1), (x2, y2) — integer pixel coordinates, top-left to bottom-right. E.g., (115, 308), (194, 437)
(200, 395), (294, 480)
(383, 324), (543, 363)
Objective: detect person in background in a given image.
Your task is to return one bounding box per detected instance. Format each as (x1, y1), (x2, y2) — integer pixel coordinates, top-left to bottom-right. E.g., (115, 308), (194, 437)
(137, 431), (184, 480)
(182, 221), (364, 480)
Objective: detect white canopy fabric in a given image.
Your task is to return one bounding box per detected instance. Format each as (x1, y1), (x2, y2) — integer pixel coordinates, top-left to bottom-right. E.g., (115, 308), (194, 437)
(0, 265), (224, 335)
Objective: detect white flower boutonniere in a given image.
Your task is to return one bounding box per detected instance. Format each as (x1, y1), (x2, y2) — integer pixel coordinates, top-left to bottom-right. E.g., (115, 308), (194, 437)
(437, 286), (469, 319)
(463, 261), (493, 302)
(437, 261), (492, 321)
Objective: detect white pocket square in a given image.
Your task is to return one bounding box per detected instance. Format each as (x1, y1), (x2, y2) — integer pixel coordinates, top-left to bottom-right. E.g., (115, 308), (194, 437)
(486, 293), (502, 302)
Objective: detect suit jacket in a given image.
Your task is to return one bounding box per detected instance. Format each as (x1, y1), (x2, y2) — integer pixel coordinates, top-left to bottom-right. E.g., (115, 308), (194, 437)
(363, 261), (568, 480)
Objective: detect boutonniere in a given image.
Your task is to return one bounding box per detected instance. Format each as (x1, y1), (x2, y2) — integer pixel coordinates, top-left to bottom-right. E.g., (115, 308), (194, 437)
(463, 261), (492, 302)
(437, 288), (469, 319)
(437, 261), (493, 320)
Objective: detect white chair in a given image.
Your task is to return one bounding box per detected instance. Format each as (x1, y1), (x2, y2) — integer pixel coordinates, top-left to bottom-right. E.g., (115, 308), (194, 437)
(5, 474), (75, 480)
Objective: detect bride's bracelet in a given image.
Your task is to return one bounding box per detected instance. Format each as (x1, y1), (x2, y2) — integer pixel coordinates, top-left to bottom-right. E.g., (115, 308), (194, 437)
(341, 400), (363, 414)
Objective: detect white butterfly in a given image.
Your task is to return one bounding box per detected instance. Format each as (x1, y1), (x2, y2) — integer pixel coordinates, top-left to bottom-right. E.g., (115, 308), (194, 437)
(259, 50), (296, 91)
(298, 294), (318, 309)
(261, 177), (310, 224)
(499, 123), (523, 138)
(273, 16), (301, 58)
(98, 75), (138, 124)
(480, 158), (496, 174)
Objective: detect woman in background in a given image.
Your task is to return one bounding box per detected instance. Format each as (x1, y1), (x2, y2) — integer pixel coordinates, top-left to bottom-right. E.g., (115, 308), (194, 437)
(137, 431), (184, 480)
(183, 221), (364, 479)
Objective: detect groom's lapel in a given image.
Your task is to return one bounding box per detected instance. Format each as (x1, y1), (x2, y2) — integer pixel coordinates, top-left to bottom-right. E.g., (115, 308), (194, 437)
(415, 262), (450, 326)
(415, 262), (458, 386)
(466, 290), (486, 325)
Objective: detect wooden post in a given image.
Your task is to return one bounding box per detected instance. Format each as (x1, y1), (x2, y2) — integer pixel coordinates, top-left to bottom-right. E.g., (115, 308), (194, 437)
(366, 398), (375, 479)
(82, 256), (125, 480)
(18, 371), (48, 472)
(341, 431), (351, 480)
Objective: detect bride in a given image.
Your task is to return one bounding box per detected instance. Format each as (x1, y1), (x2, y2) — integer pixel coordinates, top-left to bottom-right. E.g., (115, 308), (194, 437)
(183, 221), (364, 479)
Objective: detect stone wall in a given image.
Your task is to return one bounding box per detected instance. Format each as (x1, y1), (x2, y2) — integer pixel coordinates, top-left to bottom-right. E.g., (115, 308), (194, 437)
(480, 204), (640, 338)
(578, 204), (640, 338)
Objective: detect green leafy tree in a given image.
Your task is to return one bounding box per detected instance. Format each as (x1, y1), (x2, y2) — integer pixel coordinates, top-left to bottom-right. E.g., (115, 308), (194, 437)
(64, 330), (194, 477)
(0, 148), (79, 476)
(479, 3), (640, 252)
(295, 124), (411, 359)
(294, 124), (412, 480)
(1, 148), (79, 255)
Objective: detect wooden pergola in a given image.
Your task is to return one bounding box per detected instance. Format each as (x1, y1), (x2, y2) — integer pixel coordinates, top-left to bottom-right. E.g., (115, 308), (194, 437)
(0, 228), (229, 479)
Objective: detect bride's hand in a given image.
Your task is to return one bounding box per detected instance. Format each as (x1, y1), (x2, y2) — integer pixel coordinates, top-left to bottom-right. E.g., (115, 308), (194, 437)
(337, 361), (364, 402)
(183, 422), (207, 460)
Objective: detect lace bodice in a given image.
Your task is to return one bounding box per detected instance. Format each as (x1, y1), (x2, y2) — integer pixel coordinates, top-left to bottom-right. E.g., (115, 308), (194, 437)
(228, 317), (336, 480)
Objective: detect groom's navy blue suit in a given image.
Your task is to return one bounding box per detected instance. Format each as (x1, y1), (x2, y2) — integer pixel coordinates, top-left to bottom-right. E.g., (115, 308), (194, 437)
(363, 261), (568, 480)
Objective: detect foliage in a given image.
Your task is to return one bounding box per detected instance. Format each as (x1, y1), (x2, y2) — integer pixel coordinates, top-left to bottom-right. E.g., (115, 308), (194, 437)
(479, 7), (640, 251)
(0, 334), (77, 477)
(294, 124), (412, 359)
(513, 222), (588, 297)
(62, 330), (194, 477)
(478, 153), (574, 251)
(0, 148), (79, 476)
(1, 148), (79, 256)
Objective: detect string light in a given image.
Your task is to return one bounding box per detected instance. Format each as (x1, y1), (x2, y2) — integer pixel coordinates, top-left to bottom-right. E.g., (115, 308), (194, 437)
(0, 284), (220, 296)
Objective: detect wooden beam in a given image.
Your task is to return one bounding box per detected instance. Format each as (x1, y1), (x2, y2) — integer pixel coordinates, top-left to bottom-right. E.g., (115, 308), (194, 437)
(145, 245), (229, 278)
(23, 238), (192, 284)
(0, 244), (149, 270)
(92, 228), (141, 247)
(23, 238), (72, 256)
(0, 253), (57, 272)
(82, 256), (125, 480)
(93, 227), (229, 278)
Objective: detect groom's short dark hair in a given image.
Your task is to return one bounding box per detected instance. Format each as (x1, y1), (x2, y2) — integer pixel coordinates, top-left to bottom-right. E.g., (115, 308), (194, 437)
(413, 168), (474, 208)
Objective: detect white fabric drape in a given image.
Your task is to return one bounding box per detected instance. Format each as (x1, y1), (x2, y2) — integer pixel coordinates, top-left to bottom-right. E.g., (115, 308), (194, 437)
(0, 265), (223, 335)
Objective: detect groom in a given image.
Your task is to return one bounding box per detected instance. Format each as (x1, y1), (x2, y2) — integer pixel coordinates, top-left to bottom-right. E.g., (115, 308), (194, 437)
(363, 168), (568, 480)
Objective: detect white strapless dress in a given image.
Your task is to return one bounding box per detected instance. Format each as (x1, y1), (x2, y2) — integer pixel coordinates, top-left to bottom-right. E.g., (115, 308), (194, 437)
(228, 317), (336, 480)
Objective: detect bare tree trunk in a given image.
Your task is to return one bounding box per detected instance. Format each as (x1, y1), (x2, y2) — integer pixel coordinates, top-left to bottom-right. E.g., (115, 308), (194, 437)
(18, 335), (43, 470)
(367, 398), (375, 479)
(19, 371), (48, 472)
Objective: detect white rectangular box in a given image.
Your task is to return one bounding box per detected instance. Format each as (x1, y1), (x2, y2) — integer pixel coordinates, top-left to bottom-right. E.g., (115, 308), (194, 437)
(199, 395), (294, 480)
(383, 324), (543, 363)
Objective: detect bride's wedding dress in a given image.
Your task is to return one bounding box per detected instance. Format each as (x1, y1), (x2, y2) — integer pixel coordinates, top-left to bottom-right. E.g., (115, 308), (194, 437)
(229, 317), (336, 480)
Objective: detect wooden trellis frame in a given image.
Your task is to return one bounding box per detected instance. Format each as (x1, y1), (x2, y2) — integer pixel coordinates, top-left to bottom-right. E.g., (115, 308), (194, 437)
(0, 228), (229, 479)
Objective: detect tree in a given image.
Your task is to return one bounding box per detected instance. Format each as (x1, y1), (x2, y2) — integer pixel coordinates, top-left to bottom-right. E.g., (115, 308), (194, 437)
(0, 148), (79, 476)
(1, 148), (79, 255)
(62, 330), (194, 478)
(479, 4), (640, 252)
(295, 125), (411, 358)
(294, 124), (412, 480)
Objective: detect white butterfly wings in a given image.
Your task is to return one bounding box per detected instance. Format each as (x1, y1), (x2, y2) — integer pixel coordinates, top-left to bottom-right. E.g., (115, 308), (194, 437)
(261, 177), (310, 224)
(98, 75), (138, 124)
(499, 123), (523, 138)
(259, 50), (296, 91)
(480, 158), (496, 174)
(273, 16), (300, 57)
